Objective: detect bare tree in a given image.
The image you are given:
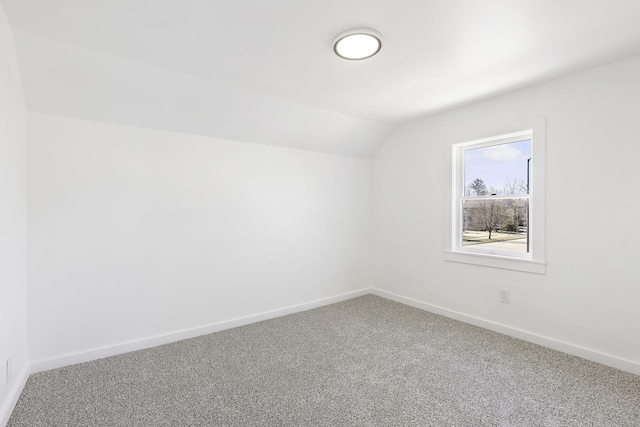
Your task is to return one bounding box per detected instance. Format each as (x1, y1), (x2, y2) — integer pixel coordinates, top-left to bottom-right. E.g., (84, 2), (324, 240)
(475, 200), (506, 240)
(503, 178), (527, 195)
(466, 177), (506, 240)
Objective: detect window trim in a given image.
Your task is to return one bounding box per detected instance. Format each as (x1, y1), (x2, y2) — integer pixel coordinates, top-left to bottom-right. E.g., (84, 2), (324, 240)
(444, 121), (546, 274)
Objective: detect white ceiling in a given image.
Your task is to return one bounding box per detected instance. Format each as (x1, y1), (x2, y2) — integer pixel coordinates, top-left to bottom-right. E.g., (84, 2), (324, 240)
(2, 0), (640, 157)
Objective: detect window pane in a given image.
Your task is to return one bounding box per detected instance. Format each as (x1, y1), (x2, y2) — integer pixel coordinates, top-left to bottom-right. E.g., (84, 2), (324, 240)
(464, 139), (531, 196)
(462, 199), (529, 253)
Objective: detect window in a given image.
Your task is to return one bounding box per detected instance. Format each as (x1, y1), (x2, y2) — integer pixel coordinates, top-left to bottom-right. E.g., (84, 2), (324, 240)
(446, 128), (546, 274)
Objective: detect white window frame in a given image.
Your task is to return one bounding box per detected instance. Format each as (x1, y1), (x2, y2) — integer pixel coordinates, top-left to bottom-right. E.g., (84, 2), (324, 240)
(444, 124), (546, 274)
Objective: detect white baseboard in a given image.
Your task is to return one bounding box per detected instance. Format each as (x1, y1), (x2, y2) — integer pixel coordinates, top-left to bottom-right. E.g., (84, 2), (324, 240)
(30, 288), (371, 374)
(0, 363), (30, 427)
(370, 288), (640, 376)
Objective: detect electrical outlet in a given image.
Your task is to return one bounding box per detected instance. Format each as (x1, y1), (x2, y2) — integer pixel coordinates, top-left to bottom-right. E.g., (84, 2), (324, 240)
(499, 289), (510, 304)
(6, 358), (11, 383)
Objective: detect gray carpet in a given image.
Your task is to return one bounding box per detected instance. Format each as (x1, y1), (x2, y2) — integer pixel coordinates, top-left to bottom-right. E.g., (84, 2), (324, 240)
(8, 295), (640, 426)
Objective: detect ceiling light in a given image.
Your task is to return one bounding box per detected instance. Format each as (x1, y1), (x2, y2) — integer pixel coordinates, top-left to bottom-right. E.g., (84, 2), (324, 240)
(333, 28), (382, 60)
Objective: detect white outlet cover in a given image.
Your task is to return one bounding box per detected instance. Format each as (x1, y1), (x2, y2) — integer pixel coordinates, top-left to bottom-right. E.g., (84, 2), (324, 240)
(499, 289), (510, 304)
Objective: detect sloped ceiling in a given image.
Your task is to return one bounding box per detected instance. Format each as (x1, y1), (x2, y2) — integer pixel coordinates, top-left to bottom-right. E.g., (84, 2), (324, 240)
(2, 0), (640, 157)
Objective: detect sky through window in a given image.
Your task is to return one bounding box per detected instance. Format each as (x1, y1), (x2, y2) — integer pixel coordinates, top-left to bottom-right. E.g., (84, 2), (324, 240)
(464, 139), (531, 195)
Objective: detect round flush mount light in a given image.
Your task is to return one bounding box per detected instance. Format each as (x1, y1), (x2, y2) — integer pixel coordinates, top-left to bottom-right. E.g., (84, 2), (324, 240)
(333, 28), (382, 60)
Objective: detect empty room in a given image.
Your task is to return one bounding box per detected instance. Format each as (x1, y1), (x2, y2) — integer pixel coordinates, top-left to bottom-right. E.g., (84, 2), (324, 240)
(1, 0), (639, 425)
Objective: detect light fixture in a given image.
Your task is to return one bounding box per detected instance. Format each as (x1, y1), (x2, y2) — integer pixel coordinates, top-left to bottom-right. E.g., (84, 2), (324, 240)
(333, 28), (382, 60)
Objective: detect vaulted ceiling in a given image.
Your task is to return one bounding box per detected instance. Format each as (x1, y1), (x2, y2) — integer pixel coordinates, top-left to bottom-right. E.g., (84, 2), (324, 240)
(2, 0), (640, 157)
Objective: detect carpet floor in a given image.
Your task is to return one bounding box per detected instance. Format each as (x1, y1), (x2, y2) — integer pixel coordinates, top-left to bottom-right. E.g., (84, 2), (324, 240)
(8, 295), (640, 426)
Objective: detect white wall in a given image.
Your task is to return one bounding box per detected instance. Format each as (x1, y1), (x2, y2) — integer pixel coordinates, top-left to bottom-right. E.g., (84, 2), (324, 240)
(372, 55), (640, 373)
(27, 113), (372, 365)
(0, 5), (28, 425)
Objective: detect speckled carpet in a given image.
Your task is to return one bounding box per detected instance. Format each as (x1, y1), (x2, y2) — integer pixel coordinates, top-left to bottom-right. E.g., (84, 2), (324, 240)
(8, 295), (640, 426)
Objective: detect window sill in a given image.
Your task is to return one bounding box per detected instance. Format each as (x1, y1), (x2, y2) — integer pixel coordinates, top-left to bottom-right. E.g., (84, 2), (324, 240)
(444, 251), (546, 274)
